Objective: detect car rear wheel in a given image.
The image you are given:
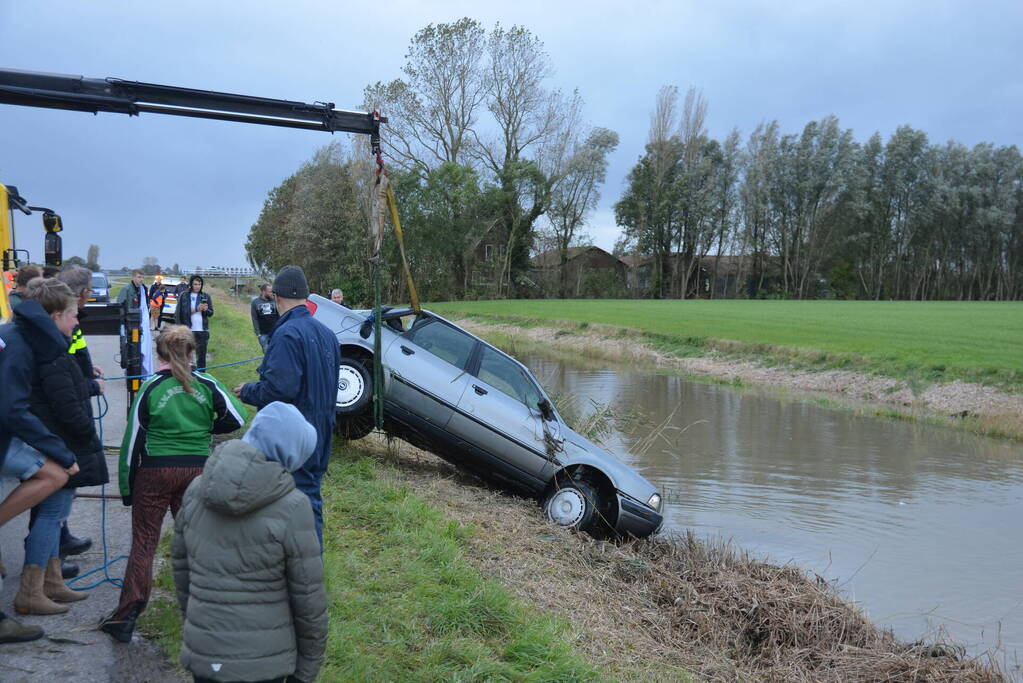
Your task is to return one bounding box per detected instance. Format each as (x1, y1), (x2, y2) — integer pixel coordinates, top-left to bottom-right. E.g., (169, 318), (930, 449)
(335, 413), (374, 441)
(543, 478), (601, 534)
(336, 359), (371, 415)
(335, 358), (374, 441)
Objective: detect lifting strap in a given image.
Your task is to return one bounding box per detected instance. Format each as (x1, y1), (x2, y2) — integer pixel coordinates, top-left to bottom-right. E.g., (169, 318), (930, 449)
(374, 172), (421, 314)
(368, 117), (421, 430)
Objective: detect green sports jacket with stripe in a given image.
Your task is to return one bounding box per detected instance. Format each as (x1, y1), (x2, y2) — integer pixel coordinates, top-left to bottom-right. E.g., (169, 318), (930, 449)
(119, 369), (247, 504)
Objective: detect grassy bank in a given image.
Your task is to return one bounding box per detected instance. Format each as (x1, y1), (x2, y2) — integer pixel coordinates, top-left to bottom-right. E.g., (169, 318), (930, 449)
(427, 300), (1023, 390)
(141, 444), (603, 680)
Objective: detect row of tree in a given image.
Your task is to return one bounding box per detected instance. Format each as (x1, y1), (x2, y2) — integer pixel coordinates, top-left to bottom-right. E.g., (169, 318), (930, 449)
(617, 87), (1023, 300)
(245, 18), (1023, 302)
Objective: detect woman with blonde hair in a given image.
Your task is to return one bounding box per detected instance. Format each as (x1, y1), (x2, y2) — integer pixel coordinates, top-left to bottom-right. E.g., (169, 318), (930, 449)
(101, 325), (246, 643)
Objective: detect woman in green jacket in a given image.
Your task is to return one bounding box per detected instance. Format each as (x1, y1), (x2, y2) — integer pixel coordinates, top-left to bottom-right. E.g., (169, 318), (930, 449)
(101, 325), (246, 643)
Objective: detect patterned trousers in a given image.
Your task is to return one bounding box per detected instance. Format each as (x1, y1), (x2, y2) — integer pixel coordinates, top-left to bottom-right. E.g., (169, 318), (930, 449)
(112, 465), (203, 620)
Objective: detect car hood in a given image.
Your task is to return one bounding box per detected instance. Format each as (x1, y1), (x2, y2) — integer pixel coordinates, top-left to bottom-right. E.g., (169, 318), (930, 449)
(557, 424), (659, 504)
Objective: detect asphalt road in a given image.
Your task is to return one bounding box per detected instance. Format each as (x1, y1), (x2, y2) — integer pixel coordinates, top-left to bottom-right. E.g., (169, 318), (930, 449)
(1, 333), (184, 682)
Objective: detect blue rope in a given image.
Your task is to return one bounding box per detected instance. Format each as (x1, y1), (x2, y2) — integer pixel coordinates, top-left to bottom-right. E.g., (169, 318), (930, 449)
(66, 394), (127, 589)
(103, 355), (265, 382)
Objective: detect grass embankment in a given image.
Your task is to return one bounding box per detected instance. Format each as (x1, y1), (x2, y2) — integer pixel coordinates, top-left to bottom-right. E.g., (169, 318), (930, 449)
(141, 444), (602, 680)
(428, 300), (1023, 390)
(138, 283), (605, 680)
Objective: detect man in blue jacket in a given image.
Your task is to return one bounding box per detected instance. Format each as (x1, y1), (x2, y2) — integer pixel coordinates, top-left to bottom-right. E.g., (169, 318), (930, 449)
(234, 266), (340, 543)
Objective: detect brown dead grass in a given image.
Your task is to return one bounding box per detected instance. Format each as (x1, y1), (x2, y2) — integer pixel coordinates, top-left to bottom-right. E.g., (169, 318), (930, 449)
(366, 436), (1005, 682)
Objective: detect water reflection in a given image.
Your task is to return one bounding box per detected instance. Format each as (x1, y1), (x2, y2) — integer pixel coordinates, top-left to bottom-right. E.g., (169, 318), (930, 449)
(527, 354), (1023, 664)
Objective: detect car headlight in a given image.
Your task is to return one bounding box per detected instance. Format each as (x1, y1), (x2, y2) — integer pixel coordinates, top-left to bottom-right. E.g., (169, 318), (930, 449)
(647, 493), (662, 511)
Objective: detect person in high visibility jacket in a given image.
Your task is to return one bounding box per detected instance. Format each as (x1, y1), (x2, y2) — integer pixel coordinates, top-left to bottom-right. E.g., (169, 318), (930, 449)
(149, 281), (166, 332)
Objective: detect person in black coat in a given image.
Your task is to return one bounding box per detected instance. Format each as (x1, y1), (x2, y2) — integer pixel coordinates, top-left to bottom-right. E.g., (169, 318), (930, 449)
(47, 265), (105, 565)
(174, 275), (214, 370)
(5, 279), (93, 615)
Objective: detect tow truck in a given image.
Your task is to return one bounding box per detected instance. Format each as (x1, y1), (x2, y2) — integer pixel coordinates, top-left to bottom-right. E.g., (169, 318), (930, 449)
(0, 67), (386, 399)
(1, 182), (66, 321)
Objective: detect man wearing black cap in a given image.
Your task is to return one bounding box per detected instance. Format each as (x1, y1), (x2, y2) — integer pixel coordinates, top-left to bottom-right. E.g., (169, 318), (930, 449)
(233, 265), (340, 544)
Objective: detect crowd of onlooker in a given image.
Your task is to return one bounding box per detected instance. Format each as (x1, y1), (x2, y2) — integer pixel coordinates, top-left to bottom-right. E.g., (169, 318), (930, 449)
(1, 263), (339, 683)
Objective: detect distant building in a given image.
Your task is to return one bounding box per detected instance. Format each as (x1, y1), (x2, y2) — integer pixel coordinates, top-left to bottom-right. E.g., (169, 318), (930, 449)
(529, 246), (628, 298)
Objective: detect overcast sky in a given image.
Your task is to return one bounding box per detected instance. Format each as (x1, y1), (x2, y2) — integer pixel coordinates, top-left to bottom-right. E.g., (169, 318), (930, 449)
(1, 0), (1020, 271)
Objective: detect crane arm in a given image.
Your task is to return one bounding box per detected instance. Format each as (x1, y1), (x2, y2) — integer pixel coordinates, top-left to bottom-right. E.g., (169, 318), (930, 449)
(0, 68), (385, 134)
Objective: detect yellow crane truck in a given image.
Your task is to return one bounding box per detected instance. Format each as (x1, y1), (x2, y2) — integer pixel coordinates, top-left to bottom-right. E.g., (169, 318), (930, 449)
(1, 182), (64, 322)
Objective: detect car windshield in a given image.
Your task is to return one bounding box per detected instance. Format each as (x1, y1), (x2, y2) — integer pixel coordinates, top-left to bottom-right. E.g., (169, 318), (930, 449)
(91, 274), (107, 288)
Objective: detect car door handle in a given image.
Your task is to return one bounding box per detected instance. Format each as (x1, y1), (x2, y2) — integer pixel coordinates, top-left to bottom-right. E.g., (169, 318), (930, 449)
(473, 384), (488, 395)
(401, 345), (415, 355)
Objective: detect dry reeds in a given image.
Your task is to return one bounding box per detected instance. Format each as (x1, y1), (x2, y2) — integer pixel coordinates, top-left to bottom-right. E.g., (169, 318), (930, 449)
(369, 438), (1005, 682)
(632, 532), (1003, 681)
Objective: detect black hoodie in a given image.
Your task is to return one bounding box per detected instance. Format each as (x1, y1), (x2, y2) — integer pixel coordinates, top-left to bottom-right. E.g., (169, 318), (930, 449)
(174, 276), (214, 330)
(0, 300), (77, 469)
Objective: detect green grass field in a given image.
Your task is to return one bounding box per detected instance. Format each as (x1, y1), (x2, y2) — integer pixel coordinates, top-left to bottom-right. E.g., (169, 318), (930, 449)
(427, 299), (1023, 388)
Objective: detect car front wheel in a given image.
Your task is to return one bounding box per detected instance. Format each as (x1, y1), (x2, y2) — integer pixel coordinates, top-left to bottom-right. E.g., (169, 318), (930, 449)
(543, 478), (601, 534)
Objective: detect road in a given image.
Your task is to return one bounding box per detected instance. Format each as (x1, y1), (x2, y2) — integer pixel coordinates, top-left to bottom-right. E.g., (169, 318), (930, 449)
(0, 334), (184, 682)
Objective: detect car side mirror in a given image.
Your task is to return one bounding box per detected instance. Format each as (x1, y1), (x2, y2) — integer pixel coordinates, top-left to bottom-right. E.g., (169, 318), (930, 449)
(538, 398), (554, 421)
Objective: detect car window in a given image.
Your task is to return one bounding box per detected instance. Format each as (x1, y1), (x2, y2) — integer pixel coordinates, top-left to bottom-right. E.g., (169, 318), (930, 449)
(477, 346), (542, 410)
(407, 320), (476, 369)
(91, 274), (107, 287)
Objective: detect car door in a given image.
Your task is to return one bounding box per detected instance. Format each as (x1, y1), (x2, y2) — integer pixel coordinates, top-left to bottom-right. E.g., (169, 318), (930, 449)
(382, 318), (475, 432)
(449, 344), (560, 489)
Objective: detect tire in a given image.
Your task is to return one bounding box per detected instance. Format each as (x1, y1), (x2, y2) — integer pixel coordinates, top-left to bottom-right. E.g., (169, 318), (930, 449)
(335, 413), (374, 441)
(336, 358), (372, 415)
(543, 477), (601, 534)
(335, 358), (374, 441)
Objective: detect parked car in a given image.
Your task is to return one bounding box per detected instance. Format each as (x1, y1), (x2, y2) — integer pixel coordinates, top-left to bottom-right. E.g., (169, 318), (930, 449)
(159, 277), (185, 321)
(89, 272), (110, 302)
(309, 295), (664, 539)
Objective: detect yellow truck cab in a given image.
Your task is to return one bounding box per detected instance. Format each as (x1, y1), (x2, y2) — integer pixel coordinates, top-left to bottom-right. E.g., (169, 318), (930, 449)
(1, 183), (19, 323)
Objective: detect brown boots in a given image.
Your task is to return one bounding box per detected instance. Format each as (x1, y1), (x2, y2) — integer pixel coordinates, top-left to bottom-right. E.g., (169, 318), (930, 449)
(13, 560), (89, 615)
(44, 558), (88, 603)
(14, 565), (65, 615)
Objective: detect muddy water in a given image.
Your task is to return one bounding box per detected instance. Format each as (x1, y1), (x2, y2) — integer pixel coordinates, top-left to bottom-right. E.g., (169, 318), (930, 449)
(526, 354), (1023, 667)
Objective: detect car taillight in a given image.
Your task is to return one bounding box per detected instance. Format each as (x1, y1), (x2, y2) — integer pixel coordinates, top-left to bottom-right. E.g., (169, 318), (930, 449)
(306, 300), (318, 315)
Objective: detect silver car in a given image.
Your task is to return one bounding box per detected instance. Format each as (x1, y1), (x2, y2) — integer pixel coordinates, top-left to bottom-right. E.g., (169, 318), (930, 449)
(310, 294), (663, 539)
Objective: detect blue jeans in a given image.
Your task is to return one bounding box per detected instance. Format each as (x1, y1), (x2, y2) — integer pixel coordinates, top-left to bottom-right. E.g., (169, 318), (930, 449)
(258, 334), (270, 352)
(24, 488), (73, 567)
(0, 437), (47, 481)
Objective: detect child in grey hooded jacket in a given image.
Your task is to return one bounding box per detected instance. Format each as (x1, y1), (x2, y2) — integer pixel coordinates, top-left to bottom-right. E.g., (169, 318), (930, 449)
(172, 402), (327, 683)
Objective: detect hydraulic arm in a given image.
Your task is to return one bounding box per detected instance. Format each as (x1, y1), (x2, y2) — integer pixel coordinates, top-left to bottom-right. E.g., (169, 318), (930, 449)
(0, 68), (410, 427)
(0, 68), (385, 135)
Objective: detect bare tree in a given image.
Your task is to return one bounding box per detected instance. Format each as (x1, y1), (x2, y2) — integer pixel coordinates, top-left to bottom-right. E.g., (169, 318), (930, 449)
(474, 24), (564, 296)
(364, 18), (489, 174)
(546, 126), (619, 297)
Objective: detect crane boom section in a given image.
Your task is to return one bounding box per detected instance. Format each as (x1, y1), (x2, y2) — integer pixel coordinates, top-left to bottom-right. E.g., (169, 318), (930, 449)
(0, 68), (385, 134)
